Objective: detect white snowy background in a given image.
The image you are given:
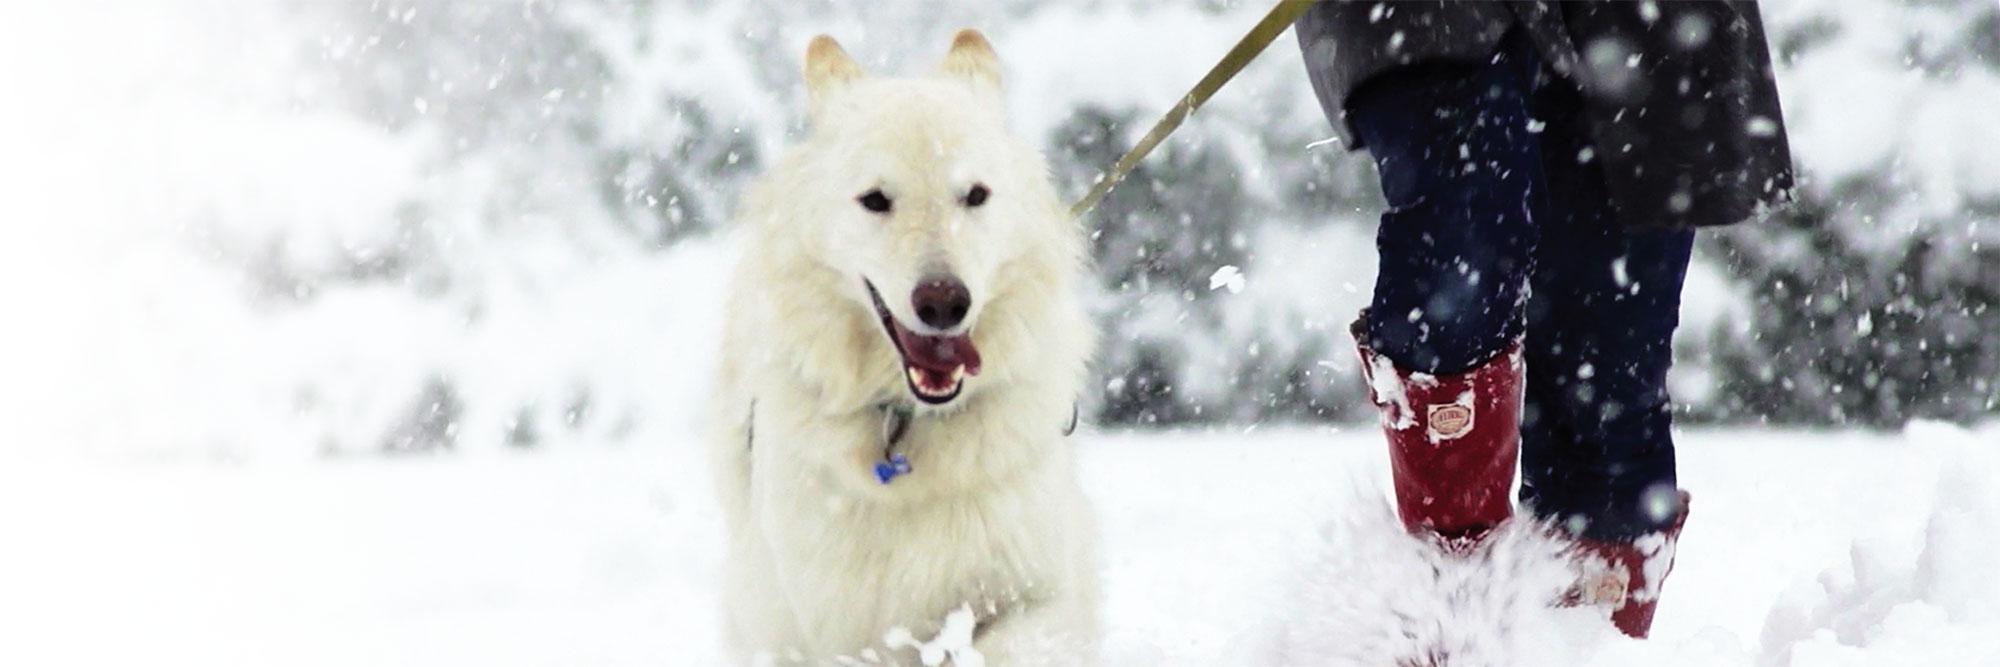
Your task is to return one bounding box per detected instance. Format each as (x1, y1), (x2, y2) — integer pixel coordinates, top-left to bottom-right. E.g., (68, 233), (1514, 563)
(0, 1), (1996, 665)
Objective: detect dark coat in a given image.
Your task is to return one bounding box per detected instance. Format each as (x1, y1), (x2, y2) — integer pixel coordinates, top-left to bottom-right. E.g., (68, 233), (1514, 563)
(1295, 1), (1796, 229)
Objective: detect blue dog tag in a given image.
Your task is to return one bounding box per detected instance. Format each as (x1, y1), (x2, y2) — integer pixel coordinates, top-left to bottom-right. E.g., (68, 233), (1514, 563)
(874, 453), (912, 484)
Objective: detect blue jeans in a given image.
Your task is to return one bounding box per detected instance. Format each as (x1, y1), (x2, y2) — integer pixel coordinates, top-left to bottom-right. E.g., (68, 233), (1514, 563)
(1341, 30), (1694, 540)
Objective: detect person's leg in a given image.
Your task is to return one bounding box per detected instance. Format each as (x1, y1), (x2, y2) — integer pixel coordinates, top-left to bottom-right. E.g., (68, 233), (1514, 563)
(1518, 77), (1693, 542)
(1349, 64), (1538, 377)
(1342, 30), (1543, 543)
(1519, 235), (1692, 537)
(1519, 71), (1695, 639)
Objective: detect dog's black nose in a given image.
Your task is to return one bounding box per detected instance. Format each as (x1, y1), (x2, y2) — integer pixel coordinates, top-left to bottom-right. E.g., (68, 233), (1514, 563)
(911, 277), (971, 330)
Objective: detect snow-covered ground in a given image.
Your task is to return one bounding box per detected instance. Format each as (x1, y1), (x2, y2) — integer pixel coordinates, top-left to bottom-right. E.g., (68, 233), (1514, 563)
(4, 425), (1994, 666)
(3, 2), (1996, 665)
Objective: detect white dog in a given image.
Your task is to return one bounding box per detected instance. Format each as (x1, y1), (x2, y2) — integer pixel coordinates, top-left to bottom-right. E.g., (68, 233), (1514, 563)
(709, 29), (1099, 665)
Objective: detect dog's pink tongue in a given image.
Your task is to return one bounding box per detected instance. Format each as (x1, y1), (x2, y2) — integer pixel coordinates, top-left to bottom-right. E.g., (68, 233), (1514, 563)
(896, 330), (982, 376)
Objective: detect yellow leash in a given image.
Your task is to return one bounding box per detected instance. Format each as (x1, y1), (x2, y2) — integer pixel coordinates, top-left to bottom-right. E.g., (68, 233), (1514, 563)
(1067, 0), (1322, 220)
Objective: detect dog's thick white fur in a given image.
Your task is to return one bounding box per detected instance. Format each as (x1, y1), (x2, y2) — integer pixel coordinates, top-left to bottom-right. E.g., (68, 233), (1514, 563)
(710, 30), (1099, 665)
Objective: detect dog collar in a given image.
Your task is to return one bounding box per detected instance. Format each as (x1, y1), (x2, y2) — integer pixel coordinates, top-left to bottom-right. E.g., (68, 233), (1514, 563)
(874, 402), (1080, 485)
(741, 399), (1077, 486)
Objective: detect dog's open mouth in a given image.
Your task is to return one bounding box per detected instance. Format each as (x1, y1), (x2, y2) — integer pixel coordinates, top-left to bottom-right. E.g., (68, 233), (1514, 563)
(865, 280), (982, 404)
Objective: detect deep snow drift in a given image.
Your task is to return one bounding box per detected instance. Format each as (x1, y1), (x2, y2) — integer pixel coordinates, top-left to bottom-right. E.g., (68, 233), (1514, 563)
(2, 425), (1994, 666)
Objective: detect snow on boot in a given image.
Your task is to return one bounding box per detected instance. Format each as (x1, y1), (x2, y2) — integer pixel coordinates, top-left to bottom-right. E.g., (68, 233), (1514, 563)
(1354, 320), (1525, 551)
(1563, 492), (1691, 638)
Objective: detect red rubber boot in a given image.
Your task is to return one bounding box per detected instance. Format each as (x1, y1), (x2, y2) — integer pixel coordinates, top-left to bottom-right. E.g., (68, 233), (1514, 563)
(1566, 492), (1691, 638)
(1354, 322), (1525, 551)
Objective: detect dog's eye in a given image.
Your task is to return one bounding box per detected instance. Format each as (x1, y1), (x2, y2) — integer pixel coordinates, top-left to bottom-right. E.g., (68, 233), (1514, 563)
(857, 189), (893, 214)
(964, 183), (990, 208)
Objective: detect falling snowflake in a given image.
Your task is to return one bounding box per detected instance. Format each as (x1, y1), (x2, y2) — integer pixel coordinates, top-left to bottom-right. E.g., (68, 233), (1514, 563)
(1208, 265), (1246, 294)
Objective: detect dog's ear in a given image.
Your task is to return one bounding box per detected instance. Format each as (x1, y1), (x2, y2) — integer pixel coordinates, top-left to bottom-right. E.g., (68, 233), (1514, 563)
(938, 29), (1002, 92)
(804, 35), (865, 114)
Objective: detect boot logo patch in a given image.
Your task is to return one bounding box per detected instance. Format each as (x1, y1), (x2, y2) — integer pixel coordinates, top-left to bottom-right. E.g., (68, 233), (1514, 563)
(1586, 571), (1630, 606)
(1427, 403), (1475, 440)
